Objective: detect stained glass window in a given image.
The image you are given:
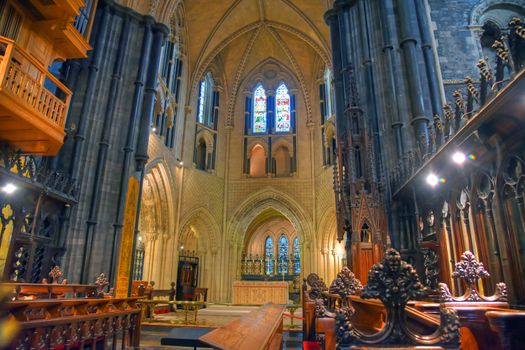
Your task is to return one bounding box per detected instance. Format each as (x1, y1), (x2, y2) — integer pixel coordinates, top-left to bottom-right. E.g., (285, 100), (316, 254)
(197, 79), (206, 124)
(293, 237), (300, 274)
(278, 234), (289, 274)
(253, 84), (267, 133)
(275, 83), (291, 132)
(324, 68), (333, 119)
(265, 236), (274, 275)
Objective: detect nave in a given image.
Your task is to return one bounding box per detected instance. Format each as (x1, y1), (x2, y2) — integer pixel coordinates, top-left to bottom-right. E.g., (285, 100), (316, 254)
(2, 0), (525, 349)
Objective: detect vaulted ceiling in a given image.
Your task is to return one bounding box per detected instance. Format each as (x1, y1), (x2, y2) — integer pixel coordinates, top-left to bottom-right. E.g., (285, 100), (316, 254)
(184, 0), (332, 124)
(118, 0), (333, 119)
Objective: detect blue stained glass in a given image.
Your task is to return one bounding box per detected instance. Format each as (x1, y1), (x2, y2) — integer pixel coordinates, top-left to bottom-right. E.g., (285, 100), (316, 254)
(265, 236), (274, 275)
(278, 235), (289, 274)
(275, 83), (291, 132)
(253, 85), (267, 133)
(293, 237), (300, 274)
(197, 80), (206, 124)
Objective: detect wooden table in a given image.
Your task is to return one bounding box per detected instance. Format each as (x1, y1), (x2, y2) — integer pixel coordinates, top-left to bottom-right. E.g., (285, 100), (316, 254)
(199, 303), (285, 350)
(232, 281), (288, 305)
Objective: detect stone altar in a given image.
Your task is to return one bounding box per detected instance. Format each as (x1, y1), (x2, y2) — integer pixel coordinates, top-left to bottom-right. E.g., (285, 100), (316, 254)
(232, 281), (288, 305)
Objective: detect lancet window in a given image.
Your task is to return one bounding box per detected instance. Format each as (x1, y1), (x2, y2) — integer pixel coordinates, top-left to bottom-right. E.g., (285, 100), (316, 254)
(278, 234), (289, 274)
(265, 236), (274, 275)
(293, 237), (300, 274)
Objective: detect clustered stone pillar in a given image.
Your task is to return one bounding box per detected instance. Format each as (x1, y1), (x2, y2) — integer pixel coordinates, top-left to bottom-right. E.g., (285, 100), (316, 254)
(395, 0), (429, 146)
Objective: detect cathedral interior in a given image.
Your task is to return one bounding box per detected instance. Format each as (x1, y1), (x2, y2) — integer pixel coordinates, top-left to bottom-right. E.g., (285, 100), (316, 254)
(1, 0), (525, 349)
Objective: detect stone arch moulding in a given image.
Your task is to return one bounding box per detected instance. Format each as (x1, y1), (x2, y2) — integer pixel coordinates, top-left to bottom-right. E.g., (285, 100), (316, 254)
(195, 128), (215, 152)
(271, 137), (294, 158)
(246, 138), (269, 158)
(178, 207), (221, 254)
(227, 188), (313, 247)
(318, 208), (337, 252)
(143, 158), (176, 234)
(470, 0), (525, 26)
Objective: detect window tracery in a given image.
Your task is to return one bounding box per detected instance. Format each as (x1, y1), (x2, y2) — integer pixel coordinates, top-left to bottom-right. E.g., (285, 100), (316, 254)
(253, 84), (267, 133)
(275, 83), (291, 132)
(278, 234), (289, 274)
(293, 237), (300, 274)
(265, 236), (274, 275)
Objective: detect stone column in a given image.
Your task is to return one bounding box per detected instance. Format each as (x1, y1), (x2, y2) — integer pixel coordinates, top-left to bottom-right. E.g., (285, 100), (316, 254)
(414, 0), (444, 119)
(395, 0), (429, 145)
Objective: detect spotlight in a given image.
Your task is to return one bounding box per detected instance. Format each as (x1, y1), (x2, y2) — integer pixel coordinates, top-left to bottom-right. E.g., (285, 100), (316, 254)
(180, 245), (184, 250)
(1, 183), (17, 194)
(452, 151), (466, 164)
(426, 173), (439, 187)
(151, 126), (157, 132)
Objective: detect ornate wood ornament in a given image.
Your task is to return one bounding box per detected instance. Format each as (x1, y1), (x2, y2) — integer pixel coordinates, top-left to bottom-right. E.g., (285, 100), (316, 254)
(94, 273), (110, 297)
(423, 249), (440, 291)
(304, 273), (328, 301)
(328, 267), (363, 299)
(46, 266), (67, 285)
(336, 249), (460, 348)
(439, 250), (507, 302)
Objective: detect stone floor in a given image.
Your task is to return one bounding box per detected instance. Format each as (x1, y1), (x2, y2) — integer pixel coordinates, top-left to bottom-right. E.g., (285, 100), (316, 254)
(143, 304), (303, 329)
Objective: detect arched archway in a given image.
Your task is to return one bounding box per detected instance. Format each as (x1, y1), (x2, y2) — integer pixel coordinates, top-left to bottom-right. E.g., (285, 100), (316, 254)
(177, 208), (220, 301)
(221, 188), (315, 302)
(318, 209), (345, 283)
(138, 160), (176, 288)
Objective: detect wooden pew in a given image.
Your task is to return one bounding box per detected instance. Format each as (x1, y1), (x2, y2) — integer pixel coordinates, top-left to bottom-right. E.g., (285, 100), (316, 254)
(4, 297), (142, 349)
(413, 301), (510, 350)
(486, 310), (525, 350)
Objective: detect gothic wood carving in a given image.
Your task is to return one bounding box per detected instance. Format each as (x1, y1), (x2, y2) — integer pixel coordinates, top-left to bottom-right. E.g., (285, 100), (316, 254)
(336, 249), (460, 348)
(439, 250), (507, 302)
(328, 267), (363, 299)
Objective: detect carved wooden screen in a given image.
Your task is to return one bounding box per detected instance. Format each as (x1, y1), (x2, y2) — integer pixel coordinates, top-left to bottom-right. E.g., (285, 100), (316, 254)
(352, 243), (374, 284)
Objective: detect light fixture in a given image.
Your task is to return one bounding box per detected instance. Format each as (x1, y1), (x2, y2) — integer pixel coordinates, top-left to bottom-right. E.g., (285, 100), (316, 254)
(335, 244), (345, 257)
(426, 173), (439, 187)
(151, 126), (157, 132)
(1, 183), (17, 194)
(452, 151), (466, 165)
(138, 236), (142, 242)
(180, 245), (184, 250)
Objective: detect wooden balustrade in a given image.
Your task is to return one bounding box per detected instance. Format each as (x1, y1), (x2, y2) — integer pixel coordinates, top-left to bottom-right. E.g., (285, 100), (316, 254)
(3, 297), (142, 350)
(0, 37), (72, 155)
(0, 38), (71, 128)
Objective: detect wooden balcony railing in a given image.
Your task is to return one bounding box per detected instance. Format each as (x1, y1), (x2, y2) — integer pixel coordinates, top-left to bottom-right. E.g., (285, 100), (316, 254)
(0, 37), (72, 155)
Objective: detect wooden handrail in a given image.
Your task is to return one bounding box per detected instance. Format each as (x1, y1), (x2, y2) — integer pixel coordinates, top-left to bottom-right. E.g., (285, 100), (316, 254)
(0, 36), (72, 130)
(0, 37), (72, 96)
